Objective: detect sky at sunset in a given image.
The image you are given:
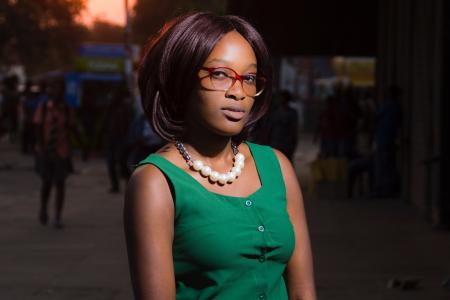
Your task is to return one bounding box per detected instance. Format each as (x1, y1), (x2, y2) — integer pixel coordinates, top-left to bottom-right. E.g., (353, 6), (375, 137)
(81, 0), (137, 26)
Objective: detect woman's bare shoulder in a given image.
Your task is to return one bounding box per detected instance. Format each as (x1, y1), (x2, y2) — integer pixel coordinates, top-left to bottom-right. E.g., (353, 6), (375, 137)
(126, 162), (173, 209)
(272, 148), (293, 171)
(129, 143), (181, 185)
(153, 143), (190, 171)
(130, 163), (166, 185)
(271, 148), (301, 187)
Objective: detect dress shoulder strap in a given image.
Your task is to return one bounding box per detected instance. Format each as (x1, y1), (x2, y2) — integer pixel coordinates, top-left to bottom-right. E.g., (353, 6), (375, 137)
(137, 154), (188, 181)
(246, 142), (286, 196)
(138, 153), (190, 197)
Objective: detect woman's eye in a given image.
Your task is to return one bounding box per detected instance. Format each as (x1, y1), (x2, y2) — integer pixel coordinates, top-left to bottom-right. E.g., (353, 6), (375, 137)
(211, 71), (229, 79)
(243, 75), (257, 84)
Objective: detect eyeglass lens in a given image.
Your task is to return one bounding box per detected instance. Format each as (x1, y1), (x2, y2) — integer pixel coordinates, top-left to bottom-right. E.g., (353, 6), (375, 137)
(205, 68), (264, 96)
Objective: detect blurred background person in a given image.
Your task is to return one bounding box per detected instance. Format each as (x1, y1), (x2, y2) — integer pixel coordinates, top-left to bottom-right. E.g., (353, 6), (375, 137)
(372, 84), (402, 198)
(346, 90), (376, 199)
(1, 75), (20, 143)
(102, 86), (133, 193)
(0, 79), (5, 138)
(34, 81), (74, 229)
(336, 84), (359, 160)
(125, 113), (164, 176)
(316, 93), (339, 158)
(268, 90), (299, 161)
(79, 89), (96, 161)
(19, 80), (42, 154)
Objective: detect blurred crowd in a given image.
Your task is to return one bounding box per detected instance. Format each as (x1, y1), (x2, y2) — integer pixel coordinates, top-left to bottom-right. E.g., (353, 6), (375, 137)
(313, 83), (402, 199)
(0, 74), (164, 227)
(0, 73), (402, 226)
(250, 82), (403, 200)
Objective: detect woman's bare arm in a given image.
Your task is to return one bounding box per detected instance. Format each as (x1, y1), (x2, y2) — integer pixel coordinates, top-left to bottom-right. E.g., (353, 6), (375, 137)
(275, 150), (317, 300)
(124, 165), (176, 300)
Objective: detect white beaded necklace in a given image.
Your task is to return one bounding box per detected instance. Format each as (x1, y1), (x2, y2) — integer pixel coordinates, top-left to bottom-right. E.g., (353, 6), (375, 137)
(175, 141), (245, 185)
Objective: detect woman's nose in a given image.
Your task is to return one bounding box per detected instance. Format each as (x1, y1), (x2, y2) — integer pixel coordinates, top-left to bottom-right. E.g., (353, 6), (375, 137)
(225, 80), (246, 100)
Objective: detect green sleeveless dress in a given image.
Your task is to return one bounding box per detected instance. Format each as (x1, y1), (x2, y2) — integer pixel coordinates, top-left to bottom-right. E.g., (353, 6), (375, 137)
(138, 142), (295, 300)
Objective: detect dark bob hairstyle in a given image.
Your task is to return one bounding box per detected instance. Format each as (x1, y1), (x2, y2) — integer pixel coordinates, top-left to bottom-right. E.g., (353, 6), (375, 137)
(138, 12), (272, 142)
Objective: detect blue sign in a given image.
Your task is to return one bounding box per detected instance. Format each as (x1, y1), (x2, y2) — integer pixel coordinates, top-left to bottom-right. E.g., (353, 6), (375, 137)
(65, 73), (81, 108)
(79, 72), (123, 81)
(79, 44), (126, 58)
(64, 72), (123, 108)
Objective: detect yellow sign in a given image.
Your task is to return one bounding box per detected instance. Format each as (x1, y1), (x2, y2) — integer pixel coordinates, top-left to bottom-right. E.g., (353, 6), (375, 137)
(346, 58), (375, 87)
(332, 57), (375, 87)
(74, 57), (125, 73)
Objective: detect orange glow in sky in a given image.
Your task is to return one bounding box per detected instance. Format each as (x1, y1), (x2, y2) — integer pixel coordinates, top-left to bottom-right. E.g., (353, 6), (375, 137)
(81, 0), (137, 26)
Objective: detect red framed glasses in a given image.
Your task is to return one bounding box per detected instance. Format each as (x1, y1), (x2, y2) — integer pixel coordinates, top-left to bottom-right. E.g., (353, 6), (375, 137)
(199, 67), (266, 97)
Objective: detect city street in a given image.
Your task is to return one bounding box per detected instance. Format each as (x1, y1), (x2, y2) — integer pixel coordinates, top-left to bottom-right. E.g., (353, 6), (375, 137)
(1, 1), (448, 299)
(1, 138), (449, 300)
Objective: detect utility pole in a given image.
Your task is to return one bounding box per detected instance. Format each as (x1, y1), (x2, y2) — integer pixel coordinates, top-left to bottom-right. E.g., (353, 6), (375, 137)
(124, 0), (136, 107)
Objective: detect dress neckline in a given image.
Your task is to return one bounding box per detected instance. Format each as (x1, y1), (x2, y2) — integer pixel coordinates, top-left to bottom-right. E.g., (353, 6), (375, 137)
(151, 142), (264, 199)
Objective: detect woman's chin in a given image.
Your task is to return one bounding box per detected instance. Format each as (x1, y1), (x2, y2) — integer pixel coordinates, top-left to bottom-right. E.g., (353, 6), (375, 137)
(190, 116), (247, 138)
(210, 123), (245, 137)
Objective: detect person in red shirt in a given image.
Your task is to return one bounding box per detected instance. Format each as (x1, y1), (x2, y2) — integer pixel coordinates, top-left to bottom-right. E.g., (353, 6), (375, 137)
(34, 81), (73, 229)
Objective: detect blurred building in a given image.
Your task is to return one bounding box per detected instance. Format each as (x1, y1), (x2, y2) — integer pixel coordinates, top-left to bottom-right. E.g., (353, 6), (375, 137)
(228, 0), (450, 228)
(377, 0), (449, 228)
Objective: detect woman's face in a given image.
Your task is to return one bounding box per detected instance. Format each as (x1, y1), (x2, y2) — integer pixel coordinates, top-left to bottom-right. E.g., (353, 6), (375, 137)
(186, 31), (258, 137)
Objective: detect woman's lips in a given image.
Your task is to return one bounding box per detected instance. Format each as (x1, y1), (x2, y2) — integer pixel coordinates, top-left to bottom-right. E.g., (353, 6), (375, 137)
(221, 108), (246, 121)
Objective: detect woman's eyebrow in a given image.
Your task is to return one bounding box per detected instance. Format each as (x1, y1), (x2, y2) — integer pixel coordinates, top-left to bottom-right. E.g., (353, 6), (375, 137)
(205, 58), (229, 65)
(205, 59), (258, 69)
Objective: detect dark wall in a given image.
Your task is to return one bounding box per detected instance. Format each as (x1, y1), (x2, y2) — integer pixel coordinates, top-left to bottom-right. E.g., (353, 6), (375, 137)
(441, 1), (450, 227)
(227, 0), (378, 56)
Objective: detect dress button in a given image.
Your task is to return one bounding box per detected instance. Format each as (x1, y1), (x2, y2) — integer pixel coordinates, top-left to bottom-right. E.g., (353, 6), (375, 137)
(258, 294), (265, 299)
(245, 200), (252, 207)
(258, 255), (266, 262)
(258, 225), (265, 232)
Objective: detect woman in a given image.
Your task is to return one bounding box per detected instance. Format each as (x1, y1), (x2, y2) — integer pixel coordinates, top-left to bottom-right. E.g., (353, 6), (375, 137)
(124, 12), (316, 300)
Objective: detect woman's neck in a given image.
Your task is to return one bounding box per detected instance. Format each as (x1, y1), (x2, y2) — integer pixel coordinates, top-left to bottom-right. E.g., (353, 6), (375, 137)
(181, 129), (235, 164)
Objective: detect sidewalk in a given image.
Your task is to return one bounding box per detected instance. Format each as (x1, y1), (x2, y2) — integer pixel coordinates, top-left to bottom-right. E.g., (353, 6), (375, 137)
(1, 138), (449, 299)
(0, 140), (132, 300)
(295, 136), (450, 300)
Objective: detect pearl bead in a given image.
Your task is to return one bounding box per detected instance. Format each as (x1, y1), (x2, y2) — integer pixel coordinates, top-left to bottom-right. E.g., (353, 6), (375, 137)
(209, 171), (219, 182)
(200, 165), (211, 176)
(227, 171), (236, 182)
(232, 166), (242, 176)
(235, 153), (245, 162)
(218, 174), (227, 185)
(193, 160), (203, 171)
(234, 160), (244, 169)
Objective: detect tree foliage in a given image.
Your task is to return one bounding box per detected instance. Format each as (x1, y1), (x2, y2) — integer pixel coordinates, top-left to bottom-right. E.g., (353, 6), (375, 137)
(132, 0), (227, 44)
(87, 19), (124, 44)
(0, 0), (88, 75)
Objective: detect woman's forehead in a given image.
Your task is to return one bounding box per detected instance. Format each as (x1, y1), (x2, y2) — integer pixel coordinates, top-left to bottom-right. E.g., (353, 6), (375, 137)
(204, 31), (257, 69)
